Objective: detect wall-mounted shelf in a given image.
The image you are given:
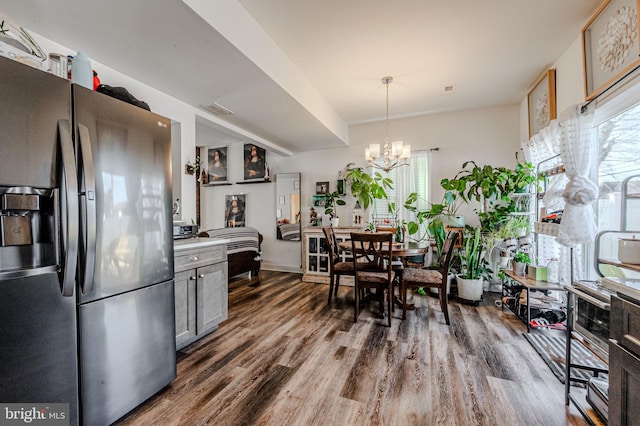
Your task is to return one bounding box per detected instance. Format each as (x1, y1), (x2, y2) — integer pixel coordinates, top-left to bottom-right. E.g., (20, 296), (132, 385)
(202, 182), (232, 187)
(236, 180), (272, 185)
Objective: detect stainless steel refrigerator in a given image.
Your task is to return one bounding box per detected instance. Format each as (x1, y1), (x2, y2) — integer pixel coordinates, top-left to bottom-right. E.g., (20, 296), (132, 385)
(0, 56), (176, 425)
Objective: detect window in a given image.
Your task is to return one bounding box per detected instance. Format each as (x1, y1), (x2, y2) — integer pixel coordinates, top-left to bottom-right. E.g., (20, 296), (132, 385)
(589, 75), (640, 279)
(371, 151), (429, 234)
(596, 102), (640, 230)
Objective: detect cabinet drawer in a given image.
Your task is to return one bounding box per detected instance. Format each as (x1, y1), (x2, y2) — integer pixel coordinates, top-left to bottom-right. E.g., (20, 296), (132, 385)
(612, 295), (640, 357)
(609, 340), (640, 426)
(174, 245), (226, 272)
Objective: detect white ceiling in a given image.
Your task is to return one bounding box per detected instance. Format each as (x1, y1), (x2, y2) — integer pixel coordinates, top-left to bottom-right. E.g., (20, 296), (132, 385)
(0, 0), (602, 154)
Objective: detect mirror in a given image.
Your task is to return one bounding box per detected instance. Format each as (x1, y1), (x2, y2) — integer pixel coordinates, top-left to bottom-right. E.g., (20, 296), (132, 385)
(276, 172), (301, 241)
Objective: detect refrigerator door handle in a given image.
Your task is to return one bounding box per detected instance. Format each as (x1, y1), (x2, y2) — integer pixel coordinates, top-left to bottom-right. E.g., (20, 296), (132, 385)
(58, 119), (79, 297)
(77, 123), (96, 294)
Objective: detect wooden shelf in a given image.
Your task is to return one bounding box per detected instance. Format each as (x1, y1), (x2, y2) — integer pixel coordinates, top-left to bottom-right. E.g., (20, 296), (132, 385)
(598, 257), (640, 273)
(504, 270), (565, 291)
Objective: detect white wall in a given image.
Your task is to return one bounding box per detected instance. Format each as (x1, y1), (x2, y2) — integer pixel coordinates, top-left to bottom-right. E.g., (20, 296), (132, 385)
(519, 34), (586, 142)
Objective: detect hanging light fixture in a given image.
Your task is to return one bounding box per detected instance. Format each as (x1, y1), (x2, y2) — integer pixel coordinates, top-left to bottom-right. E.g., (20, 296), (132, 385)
(365, 76), (410, 172)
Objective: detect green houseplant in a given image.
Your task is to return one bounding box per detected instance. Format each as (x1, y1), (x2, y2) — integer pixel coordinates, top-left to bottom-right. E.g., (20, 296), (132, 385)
(323, 190), (346, 226)
(457, 226), (492, 302)
(512, 251), (531, 276)
(403, 190), (461, 241)
(344, 167), (393, 210)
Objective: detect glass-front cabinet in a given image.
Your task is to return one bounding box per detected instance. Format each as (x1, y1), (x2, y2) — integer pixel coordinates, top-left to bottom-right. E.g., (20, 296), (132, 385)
(302, 226), (361, 283)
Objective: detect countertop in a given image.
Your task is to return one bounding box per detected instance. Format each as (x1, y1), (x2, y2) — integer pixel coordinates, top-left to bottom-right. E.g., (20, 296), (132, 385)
(174, 237), (230, 251)
(603, 276), (640, 302)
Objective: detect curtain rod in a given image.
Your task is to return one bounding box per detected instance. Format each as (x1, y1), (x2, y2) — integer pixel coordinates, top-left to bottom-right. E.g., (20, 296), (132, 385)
(581, 64), (640, 113)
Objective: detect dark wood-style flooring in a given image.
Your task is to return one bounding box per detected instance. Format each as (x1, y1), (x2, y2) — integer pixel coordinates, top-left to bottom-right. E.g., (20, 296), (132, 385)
(117, 270), (590, 426)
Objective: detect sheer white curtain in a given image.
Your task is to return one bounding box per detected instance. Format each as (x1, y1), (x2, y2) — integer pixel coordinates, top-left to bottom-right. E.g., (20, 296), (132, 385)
(525, 104), (598, 283)
(371, 151), (429, 235)
(521, 119), (561, 164)
(556, 105), (599, 247)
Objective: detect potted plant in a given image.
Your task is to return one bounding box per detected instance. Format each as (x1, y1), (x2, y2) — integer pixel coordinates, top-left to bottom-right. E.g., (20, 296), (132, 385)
(457, 226), (491, 302)
(323, 190), (346, 227)
(441, 154), (540, 206)
(344, 167), (393, 210)
(512, 251), (531, 276)
(403, 190), (461, 242)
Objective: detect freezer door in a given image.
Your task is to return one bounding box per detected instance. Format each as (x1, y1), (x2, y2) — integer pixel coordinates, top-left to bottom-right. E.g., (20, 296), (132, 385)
(0, 273), (79, 425)
(0, 56), (71, 188)
(78, 279), (176, 425)
(73, 85), (174, 303)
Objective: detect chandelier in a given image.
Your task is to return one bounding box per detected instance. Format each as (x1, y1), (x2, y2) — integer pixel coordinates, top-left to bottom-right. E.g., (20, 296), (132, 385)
(365, 76), (410, 172)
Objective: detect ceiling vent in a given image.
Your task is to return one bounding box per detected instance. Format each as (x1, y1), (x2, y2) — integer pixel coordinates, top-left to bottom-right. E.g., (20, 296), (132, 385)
(443, 84), (456, 94)
(201, 102), (234, 116)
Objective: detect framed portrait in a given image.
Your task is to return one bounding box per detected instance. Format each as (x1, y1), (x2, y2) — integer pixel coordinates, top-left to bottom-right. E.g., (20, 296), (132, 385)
(243, 144), (266, 180)
(225, 194), (246, 228)
(207, 146), (228, 183)
(582, 0), (640, 101)
(527, 69), (556, 138)
(316, 181), (329, 194)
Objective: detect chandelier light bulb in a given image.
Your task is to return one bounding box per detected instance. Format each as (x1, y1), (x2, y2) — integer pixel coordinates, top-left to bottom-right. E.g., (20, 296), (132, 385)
(401, 144), (411, 160)
(369, 143), (380, 159)
(392, 140), (404, 157)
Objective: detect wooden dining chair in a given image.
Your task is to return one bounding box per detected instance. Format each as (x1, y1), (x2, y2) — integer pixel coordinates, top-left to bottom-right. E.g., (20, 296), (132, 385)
(322, 227), (355, 303)
(351, 232), (395, 326)
(400, 231), (458, 324)
(374, 227), (405, 292)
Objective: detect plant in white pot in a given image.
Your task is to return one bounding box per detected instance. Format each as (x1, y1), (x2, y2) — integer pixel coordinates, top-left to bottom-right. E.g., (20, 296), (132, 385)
(511, 251), (531, 276)
(457, 226), (491, 302)
(323, 191), (346, 227)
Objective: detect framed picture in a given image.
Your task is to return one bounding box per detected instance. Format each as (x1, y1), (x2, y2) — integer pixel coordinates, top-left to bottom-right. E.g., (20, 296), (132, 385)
(243, 144), (266, 180)
(583, 0), (640, 101)
(527, 69), (556, 138)
(207, 146), (228, 183)
(225, 194), (246, 228)
(312, 195), (328, 207)
(337, 179), (346, 195)
(316, 181), (329, 194)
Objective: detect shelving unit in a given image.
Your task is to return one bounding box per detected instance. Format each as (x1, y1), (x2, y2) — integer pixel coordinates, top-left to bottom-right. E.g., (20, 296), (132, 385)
(533, 155), (564, 256)
(502, 270), (566, 332)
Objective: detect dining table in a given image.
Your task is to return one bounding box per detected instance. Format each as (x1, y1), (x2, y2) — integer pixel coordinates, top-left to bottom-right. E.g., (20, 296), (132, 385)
(338, 237), (431, 311)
